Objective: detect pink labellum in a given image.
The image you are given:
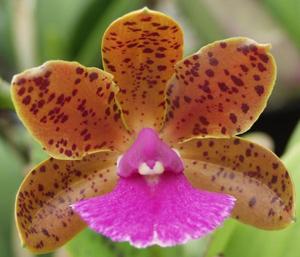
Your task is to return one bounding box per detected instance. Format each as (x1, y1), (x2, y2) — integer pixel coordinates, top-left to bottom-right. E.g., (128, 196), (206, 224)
(73, 128), (235, 247)
(73, 173), (235, 247)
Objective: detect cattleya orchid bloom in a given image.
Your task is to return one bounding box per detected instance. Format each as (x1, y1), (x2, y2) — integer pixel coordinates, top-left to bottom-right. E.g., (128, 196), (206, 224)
(12, 8), (295, 254)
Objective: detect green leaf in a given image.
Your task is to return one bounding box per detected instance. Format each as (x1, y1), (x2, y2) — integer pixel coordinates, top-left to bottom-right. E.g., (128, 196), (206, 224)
(67, 225), (210, 257)
(0, 0), (17, 72)
(28, 139), (49, 165)
(0, 78), (14, 110)
(0, 135), (24, 257)
(175, 0), (225, 52)
(66, 0), (112, 60)
(75, 0), (146, 67)
(66, 229), (184, 257)
(205, 121), (300, 257)
(36, 0), (95, 62)
(285, 121), (300, 152)
(262, 0), (300, 50)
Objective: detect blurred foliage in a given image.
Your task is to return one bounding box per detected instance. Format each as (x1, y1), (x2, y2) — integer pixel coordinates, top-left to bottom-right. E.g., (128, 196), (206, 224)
(0, 134), (24, 257)
(262, 0), (300, 49)
(0, 78), (14, 110)
(67, 229), (185, 257)
(67, 227), (211, 257)
(175, 0), (224, 47)
(285, 121), (300, 151)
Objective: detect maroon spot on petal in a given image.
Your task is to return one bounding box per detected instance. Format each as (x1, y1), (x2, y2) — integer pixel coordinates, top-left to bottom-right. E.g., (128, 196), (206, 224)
(37, 99), (45, 108)
(151, 22), (160, 27)
(258, 53), (269, 63)
(255, 85), (265, 96)
(157, 47), (167, 52)
(76, 67), (84, 74)
(240, 64), (248, 72)
(107, 65), (116, 72)
(199, 116), (209, 126)
(108, 92), (115, 104)
(271, 175), (278, 183)
(146, 59), (154, 65)
(38, 184), (44, 191)
(140, 16), (152, 22)
(143, 48), (153, 53)
(205, 69), (214, 77)
(155, 53), (165, 58)
(74, 78), (81, 85)
(42, 228), (50, 237)
(22, 95), (31, 105)
(234, 138), (240, 145)
(248, 197), (256, 207)
(231, 75), (244, 86)
(253, 74), (261, 81)
(123, 21), (137, 26)
(249, 44), (258, 52)
(17, 87), (26, 96)
(157, 65), (167, 71)
(157, 25), (169, 30)
(183, 60), (192, 67)
(184, 96), (192, 103)
(221, 127), (227, 134)
(257, 63), (266, 72)
(220, 42), (227, 48)
(123, 58), (131, 63)
(218, 82), (228, 92)
(239, 155), (244, 162)
(89, 72), (98, 82)
(127, 43), (138, 48)
(246, 148), (252, 157)
(241, 103), (249, 113)
(229, 113), (237, 124)
(72, 89), (78, 96)
(65, 150), (72, 157)
(17, 78), (26, 85)
(209, 58), (219, 66)
(39, 166), (46, 172)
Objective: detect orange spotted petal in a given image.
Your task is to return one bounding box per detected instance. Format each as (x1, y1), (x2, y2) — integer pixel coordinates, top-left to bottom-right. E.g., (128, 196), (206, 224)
(15, 151), (118, 253)
(179, 137), (294, 229)
(11, 61), (131, 159)
(102, 8), (183, 132)
(161, 37), (276, 143)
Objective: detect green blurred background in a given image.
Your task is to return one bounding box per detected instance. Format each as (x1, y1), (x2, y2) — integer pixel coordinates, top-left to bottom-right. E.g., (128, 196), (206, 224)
(0, 0), (300, 257)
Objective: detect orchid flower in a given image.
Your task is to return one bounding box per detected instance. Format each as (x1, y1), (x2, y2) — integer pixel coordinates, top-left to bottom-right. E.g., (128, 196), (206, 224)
(12, 8), (294, 254)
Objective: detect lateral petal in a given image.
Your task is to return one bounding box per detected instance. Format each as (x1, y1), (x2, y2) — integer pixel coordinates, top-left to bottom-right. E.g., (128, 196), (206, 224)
(162, 37), (276, 143)
(15, 151), (118, 253)
(180, 137), (294, 229)
(11, 61), (130, 159)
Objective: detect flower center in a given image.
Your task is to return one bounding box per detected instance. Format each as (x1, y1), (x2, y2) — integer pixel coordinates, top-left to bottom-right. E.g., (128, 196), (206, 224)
(117, 128), (184, 178)
(138, 162), (164, 175)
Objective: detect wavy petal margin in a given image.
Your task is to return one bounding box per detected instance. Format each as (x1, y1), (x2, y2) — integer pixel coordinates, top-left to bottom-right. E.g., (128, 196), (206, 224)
(162, 37), (276, 144)
(102, 8), (183, 132)
(179, 137), (294, 229)
(11, 61), (131, 159)
(15, 151), (118, 253)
